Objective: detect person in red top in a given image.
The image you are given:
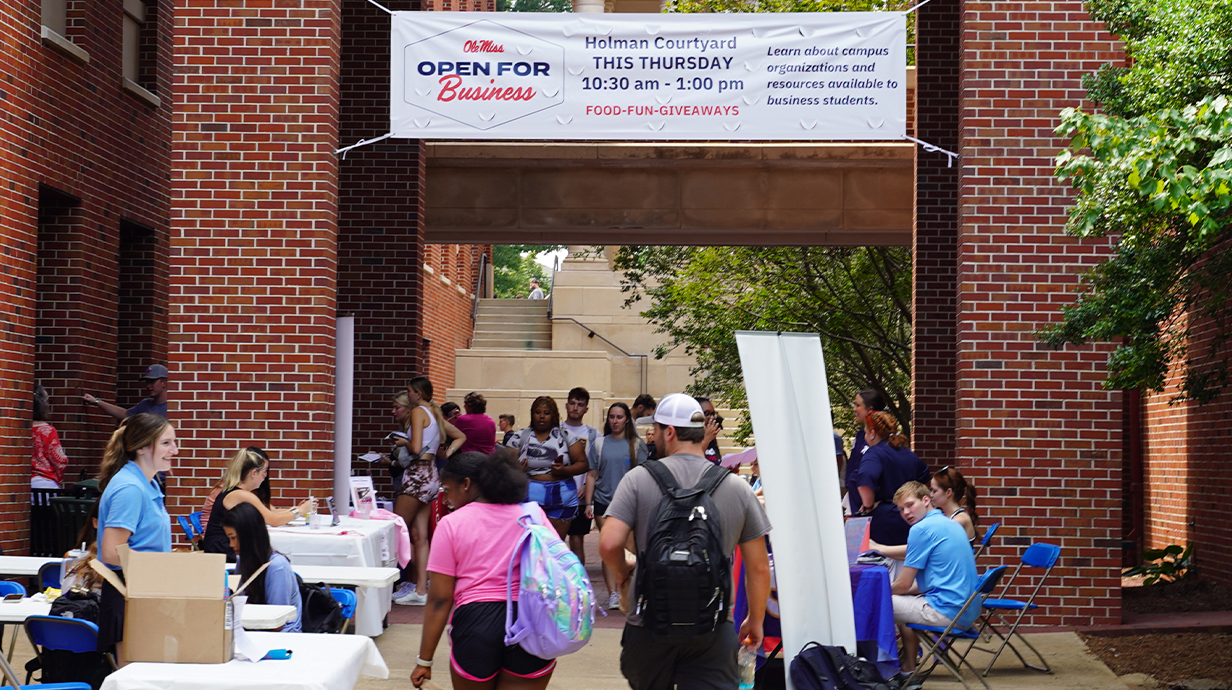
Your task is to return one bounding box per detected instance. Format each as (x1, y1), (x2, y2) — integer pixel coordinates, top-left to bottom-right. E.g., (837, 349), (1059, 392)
(453, 392), (497, 455)
(32, 383), (69, 489)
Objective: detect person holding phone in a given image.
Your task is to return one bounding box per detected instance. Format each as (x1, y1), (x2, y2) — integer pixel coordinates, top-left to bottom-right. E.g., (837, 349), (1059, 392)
(96, 413), (178, 662)
(223, 502), (302, 633)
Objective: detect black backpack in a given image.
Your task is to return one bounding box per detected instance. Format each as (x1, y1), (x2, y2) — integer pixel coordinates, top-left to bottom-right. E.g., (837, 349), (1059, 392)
(635, 460), (731, 639)
(25, 590), (111, 690)
(790, 643), (897, 690)
(298, 581), (344, 633)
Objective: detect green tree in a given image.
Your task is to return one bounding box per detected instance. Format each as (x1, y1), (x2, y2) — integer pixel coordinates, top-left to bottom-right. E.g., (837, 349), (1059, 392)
(493, 245), (556, 299)
(498, 0), (572, 12)
(615, 246), (912, 444)
(1044, 0), (1232, 402)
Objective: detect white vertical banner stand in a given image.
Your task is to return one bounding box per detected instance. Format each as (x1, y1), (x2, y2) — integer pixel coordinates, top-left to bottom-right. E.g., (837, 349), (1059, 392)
(735, 331), (855, 689)
(334, 316), (355, 514)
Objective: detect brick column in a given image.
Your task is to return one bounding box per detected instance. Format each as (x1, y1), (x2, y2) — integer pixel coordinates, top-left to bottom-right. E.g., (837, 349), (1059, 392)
(910, 0), (960, 465)
(172, 0), (342, 514)
(957, 2), (1124, 625)
(338, 0), (428, 477)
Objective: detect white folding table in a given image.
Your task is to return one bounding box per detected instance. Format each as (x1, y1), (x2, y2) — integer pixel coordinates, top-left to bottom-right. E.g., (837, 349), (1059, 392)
(227, 565), (398, 637)
(100, 631), (389, 690)
(0, 556), (62, 577)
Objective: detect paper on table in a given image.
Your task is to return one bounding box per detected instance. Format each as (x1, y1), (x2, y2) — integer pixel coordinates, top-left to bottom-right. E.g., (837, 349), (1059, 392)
(358, 453), (382, 463)
(230, 596), (272, 662)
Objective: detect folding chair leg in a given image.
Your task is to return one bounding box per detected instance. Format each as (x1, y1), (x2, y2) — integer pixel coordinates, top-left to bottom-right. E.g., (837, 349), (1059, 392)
(906, 633), (990, 690)
(981, 610), (1052, 676)
(340, 619), (350, 635)
(5, 624), (16, 662)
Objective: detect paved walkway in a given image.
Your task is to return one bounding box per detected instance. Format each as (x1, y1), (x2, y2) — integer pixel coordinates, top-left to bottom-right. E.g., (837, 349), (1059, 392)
(357, 627), (1132, 690)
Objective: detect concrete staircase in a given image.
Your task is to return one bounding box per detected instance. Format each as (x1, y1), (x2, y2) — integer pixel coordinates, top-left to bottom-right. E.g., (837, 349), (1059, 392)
(470, 298), (551, 350)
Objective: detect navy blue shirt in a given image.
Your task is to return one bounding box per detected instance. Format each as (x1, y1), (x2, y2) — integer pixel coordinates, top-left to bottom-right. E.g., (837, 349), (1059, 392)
(858, 443), (932, 545)
(127, 398), (168, 418)
(845, 428), (871, 514)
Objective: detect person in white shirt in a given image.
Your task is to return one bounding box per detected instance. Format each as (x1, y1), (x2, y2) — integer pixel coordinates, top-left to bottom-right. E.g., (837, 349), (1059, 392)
(561, 387), (599, 564)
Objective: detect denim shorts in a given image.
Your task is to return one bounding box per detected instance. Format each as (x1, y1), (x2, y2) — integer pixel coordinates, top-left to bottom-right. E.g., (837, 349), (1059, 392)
(526, 478), (579, 521)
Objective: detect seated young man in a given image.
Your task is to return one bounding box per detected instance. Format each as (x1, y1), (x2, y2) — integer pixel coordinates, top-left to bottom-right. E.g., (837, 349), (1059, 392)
(890, 481), (980, 673)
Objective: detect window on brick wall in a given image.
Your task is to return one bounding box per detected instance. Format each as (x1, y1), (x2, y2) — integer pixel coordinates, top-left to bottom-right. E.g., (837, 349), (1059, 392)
(41, 0), (89, 63)
(122, 0), (160, 107)
(36, 185), (85, 411)
(117, 219), (159, 407)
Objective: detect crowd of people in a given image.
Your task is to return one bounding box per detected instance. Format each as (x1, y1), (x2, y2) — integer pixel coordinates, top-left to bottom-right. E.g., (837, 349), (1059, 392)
(30, 363), (987, 689)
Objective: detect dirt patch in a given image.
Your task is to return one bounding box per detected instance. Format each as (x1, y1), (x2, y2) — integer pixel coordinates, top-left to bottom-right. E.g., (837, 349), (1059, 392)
(1122, 578), (1232, 615)
(1081, 633), (1232, 686)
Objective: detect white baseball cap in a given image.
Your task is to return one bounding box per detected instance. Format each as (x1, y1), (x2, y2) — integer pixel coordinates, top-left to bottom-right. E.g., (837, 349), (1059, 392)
(640, 393), (706, 428)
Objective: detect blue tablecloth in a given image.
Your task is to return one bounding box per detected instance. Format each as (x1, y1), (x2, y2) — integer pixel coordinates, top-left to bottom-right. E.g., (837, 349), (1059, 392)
(733, 551), (899, 677)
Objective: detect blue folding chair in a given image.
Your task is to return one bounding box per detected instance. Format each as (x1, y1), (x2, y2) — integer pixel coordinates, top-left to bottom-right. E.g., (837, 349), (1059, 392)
(189, 511), (205, 535)
(0, 581), (27, 662)
(0, 637), (89, 690)
(972, 522), (999, 560)
(330, 588), (357, 634)
(904, 565), (1008, 690)
(23, 616), (116, 684)
(38, 562), (62, 591)
(177, 515), (203, 549)
(975, 542), (1060, 676)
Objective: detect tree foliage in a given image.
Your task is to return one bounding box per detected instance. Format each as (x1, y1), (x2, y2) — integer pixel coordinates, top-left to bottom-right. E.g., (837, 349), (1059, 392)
(498, 0), (572, 12)
(493, 246), (555, 299)
(1044, 0), (1232, 402)
(615, 246), (912, 444)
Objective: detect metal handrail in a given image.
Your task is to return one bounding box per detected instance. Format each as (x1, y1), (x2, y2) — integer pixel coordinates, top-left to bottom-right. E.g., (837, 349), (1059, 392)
(546, 253), (560, 318)
(550, 316), (649, 395)
(469, 252), (488, 349)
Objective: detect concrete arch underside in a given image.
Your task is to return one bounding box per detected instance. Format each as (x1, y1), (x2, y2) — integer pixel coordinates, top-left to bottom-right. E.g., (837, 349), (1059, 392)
(423, 141), (914, 246)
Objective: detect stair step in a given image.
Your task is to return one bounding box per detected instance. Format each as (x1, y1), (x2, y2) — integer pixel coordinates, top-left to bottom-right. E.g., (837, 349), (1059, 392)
(471, 339), (551, 350)
(473, 325), (552, 335)
(474, 314), (553, 325)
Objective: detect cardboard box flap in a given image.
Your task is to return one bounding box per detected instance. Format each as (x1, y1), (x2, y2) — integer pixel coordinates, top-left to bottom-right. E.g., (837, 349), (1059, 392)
(123, 549), (227, 599)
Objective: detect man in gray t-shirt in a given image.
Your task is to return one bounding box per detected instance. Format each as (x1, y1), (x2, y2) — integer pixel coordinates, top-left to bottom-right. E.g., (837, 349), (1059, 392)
(600, 394), (772, 690)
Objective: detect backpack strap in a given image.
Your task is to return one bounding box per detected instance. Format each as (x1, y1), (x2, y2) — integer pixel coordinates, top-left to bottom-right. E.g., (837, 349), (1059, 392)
(697, 463), (731, 497)
(642, 460), (682, 499)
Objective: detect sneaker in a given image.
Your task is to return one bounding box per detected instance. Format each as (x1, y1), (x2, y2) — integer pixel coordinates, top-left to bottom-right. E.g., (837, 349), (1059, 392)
(395, 590), (428, 606)
(392, 582), (416, 600)
(607, 592), (620, 610)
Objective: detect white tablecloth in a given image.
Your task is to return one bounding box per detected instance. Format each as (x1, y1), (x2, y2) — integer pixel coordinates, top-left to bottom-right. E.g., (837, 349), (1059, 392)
(0, 600), (296, 630)
(100, 631), (388, 690)
(267, 517), (398, 637)
(0, 556), (61, 577)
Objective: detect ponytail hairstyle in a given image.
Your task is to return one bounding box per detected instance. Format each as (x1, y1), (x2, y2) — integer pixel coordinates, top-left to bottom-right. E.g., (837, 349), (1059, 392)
(933, 466), (979, 526)
(393, 391), (415, 433)
(221, 446), (268, 493)
(98, 413), (173, 490)
(408, 376), (447, 446)
(603, 402), (641, 467)
(866, 411), (909, 449)
(440, 450), (528, 505)
(222, 502), (275, 605)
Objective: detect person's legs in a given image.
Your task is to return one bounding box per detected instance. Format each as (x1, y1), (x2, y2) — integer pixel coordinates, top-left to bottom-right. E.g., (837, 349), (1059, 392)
(672, 622), (738, 690)
(620, 624), (677, 690)
(451, 667), (498, 690)
(548, 518), (570, 539)
(594, 515), (619, 595)
(393, 493), (418, 586)
(892, 594), (951, 673)
(495, 668), (553, 690)
(411, 497), (432, 591)
(898, 623), (920, 672)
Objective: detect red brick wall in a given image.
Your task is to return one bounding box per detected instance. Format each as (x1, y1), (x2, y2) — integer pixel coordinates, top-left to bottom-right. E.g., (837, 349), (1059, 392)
(910, 0), (959, 467)
(955, 1), (1124, 625)
(0, 0), (172, 551)
(170, 0), (341, 517)
(1141, 299), (1232, 586)
(422, 245), (486, 398)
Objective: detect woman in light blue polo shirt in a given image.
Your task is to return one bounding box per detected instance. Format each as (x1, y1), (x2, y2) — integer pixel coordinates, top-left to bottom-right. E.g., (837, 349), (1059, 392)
(96, 413), (178, 659)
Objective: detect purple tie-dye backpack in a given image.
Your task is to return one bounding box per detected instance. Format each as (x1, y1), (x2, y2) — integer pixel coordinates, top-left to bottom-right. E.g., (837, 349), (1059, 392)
(504, 502), (595, 659)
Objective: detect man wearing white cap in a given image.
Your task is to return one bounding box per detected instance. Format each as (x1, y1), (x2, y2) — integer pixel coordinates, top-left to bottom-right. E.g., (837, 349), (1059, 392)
(599, 393), (772, 690)
(82, 363), (170, 421)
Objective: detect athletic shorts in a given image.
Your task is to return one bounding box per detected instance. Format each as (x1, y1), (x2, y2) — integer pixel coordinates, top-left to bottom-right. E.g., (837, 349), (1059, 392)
(567, 512), (592, 536)
(450, 601), (555, 682)
(892, 594), (954, 627)
(399, 460), (440, 503)
(526, 478), (579, 521)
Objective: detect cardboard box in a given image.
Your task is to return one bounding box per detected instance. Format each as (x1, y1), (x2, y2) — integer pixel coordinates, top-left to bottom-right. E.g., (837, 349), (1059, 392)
(93, 547), (234, 664)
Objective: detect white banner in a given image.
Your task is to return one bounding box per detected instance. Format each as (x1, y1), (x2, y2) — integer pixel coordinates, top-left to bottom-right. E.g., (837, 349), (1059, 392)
(736, 331), (854, 689)
(391, 12), (906, 141)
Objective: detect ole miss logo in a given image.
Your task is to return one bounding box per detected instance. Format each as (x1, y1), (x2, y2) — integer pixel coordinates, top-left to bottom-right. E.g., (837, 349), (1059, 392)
(404, 19), (565, 130)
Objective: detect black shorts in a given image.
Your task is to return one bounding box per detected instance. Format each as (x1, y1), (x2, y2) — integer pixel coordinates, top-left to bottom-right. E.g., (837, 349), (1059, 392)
(620, 621), (737, 690)
(450, 602), (555, 682)
(98, 575), (126, 652)
(594, 502), (610, 519)
(567, 512), (592, 536)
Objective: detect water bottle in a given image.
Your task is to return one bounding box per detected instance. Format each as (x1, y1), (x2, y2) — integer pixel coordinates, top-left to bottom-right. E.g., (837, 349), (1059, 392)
(738, 645), (757, 690)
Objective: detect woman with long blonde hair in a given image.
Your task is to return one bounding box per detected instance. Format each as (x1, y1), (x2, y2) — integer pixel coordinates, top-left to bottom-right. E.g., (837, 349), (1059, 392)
(393, 376), (466, 606)
(201, 446), (315, 559)
(96, 413), (178, 661)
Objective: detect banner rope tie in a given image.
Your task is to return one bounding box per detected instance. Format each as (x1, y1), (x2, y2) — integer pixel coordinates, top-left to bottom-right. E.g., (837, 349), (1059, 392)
(904, 135), (959, 167)
(365, 0), (393, 14)
(336, 132), (394, 158)
(902, 0), (933, 14)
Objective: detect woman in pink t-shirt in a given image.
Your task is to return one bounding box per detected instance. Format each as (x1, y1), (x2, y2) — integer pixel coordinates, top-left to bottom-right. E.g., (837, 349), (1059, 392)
(412, 450), (555, 690)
